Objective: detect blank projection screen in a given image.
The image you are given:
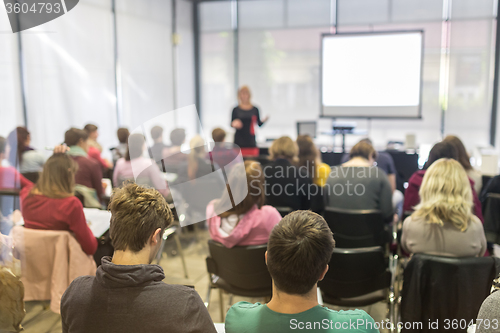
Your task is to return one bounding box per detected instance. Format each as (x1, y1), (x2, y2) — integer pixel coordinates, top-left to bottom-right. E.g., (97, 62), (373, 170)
(321, 31), (423, 118)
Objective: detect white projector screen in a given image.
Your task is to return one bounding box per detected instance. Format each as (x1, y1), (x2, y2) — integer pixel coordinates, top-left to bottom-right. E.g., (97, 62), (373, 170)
(321, 31), (423, 118)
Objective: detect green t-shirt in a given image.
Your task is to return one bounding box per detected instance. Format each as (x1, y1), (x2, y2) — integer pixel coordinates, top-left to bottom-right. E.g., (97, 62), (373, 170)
(225, 302), (380, 333)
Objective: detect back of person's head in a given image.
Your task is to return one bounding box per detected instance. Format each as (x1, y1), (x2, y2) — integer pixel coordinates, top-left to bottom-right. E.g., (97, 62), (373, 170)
(216, 160), (265, 218)
(414, 158), (472, 232)
(360, 138), (373, 146)
(83, 124), (98, 134)
(108, 183), (173, 252)
(296, 135), (319, 178)
(425, 141), (459, 169)
(117, 128), (130, 144)
(170, 128), (186, 146)
(125, 133), (145, 161)
(267, 210), (335, 295)
(443, 135), (472, 171)
(190, 135), (206, 157)
(349, 140), (377, 160)
(7, 127), (30, 166)
(269, 136), (298, 161)
(35, 153), (78, 198)
(64, 128), (88, 146)
(0, 136), (7, 156)
(150, 126), (163, 141)
(212, 128), (226, 143)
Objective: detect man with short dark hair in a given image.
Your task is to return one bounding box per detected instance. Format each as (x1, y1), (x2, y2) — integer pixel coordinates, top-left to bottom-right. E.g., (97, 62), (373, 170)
(61, 183), (217, 333)
(65, 127), (104, 203)
(225, 210), (379, 333)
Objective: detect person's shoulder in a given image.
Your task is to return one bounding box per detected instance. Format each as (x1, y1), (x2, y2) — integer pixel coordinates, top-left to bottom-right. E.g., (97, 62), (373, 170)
(468, 215), (485, 231)
(64, 275), (95, 297)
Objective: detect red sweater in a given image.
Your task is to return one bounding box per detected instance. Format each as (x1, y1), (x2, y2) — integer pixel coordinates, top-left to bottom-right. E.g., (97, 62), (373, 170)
(403, 169), (484, 222)
(20, 185), (98, 255)
(71, 155), (104, 202)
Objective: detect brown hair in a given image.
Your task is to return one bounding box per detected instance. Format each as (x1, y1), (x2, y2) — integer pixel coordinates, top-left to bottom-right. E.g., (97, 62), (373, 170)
(108, 183), (173, 252)
(117, 128), (130, 144)
(424, 141), (458, 169)
(125, 133), (145, 161)
(212, 128), (226, 143)
(84, 124), (98, 134)
(297, 135), (320, 180)
(33, 154), (78, 198)
(349, 140), (377, 160)
(269, 136), (298, 162)
(64, 128), (88, 146)
(216, 161), (265, 219)
(0, 136), (6, 155)
(150, 126), (163, 140)
(443, 135), (472, 171)
(267, 210), (335, 295)
(7, 127), (30, 166)
(170, 128), (186, 146)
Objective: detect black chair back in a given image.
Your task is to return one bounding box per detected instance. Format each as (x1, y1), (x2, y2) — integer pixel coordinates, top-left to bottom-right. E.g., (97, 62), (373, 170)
(483, 193), (500, 244)
(318, 246), (391, 306)
(206, 240), (272, 293)
(401, 254), (500, 332)
(323, 207), (387, 248)
(21, 172), (40, 184)
(274, 206), (293, 217)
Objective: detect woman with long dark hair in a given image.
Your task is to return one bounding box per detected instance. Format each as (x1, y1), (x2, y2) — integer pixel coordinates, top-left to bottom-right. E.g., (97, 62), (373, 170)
(7, 127), (45, 173)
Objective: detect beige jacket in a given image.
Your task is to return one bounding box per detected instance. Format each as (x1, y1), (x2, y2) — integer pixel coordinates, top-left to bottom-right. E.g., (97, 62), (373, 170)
(11, 226), (96, 313)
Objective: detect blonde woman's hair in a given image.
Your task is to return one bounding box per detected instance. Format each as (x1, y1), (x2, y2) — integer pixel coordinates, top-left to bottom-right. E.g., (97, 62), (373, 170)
(237, 85), (251, 104)
(269, 136), (298, 162)
(188, 135), (207, 180)
(413, 158), (473, 232)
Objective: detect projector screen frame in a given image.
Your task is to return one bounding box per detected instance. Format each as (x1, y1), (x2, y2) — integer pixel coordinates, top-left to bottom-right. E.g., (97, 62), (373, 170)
(320, 30), (424, 120)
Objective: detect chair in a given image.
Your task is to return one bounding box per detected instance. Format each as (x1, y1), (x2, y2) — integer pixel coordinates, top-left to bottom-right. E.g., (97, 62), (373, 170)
(400, 254), (500, 332)
(274, 206), (293, 217)
(11, 226), (96, 314)
(318, 247), (395, 325)
(483, 193), (500, 245)
(323, 207), (390, 248)
(21, 172), (40, 184)
(205, 240), (272, 321)
(155, 223), (188, 279)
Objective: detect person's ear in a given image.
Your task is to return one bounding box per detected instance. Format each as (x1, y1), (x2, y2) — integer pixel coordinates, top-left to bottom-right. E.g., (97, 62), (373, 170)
(318, 264), (329, 282)
(151, 228), (162, 246)
(265, 251), (268, 265)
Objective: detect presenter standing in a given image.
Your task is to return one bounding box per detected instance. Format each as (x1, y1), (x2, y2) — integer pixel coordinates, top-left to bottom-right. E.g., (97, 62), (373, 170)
(231, 86), (269, 156)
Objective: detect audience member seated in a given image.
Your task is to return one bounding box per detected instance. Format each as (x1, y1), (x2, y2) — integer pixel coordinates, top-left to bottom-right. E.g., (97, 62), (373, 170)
(111, 127), (129, 165)
(7, 127), (45, 173)
(61, 183), (216, 333)
(176, 135), (215, 184)
(326, 140), (393, 221)
(264, 136), (322, 212)
(443, 135), (482, 193)
(84, 124), (112, 170)
(297, 134), (331, 187)
(207, 161), (281, 248)
(341, 138), (398, 193)
(149, 125), (168, 168)
(0, 136), (32, 190)
(402, 159), (486, 257)
(20, 153), (97, 256)
(475, 276), (500, 333)
(113, 133), (169, 197)
(65, 128), (104, 203)
(208, 128), (239, 169)
(403, 141), (484, 221)
(162, 128), (187, 171)
(225, 210), (378, 333)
